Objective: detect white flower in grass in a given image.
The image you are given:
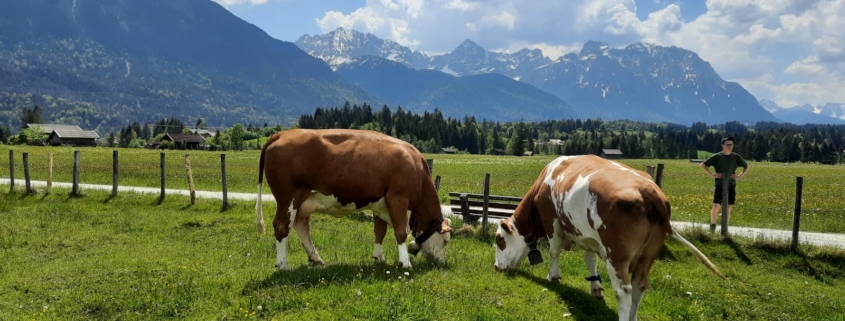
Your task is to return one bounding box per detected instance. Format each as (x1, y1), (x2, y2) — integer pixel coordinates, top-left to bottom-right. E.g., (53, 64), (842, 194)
(404, 272), (409, 276)
(257, 305), (262, 310)
(386, 271), (390, 274)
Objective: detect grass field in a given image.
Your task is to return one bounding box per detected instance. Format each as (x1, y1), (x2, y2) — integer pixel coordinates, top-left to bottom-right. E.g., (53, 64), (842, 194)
(2, 145), (844, 233)
(1, 189), (844, 320)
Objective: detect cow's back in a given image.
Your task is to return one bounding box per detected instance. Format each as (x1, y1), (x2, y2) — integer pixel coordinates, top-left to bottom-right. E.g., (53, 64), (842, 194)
(543, 155), (671, 254)
(263, 129), (429, 206)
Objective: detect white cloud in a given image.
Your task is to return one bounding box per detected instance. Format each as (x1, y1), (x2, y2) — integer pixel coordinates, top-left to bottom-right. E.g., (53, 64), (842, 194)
(315, 0), (845, 105)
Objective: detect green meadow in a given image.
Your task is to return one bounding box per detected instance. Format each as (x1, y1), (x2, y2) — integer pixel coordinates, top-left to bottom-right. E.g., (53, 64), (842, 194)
(1, 189), (844, 320)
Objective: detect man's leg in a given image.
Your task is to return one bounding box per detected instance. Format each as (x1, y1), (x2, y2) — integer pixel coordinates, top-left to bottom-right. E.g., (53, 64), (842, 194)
(710, 203), (720, 231)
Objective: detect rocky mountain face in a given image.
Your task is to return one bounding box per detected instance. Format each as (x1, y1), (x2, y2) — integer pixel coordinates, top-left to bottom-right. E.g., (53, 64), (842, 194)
(0, 0), (376, 132)
(297, 28), (781, 125)
(335, 56), (580, 122)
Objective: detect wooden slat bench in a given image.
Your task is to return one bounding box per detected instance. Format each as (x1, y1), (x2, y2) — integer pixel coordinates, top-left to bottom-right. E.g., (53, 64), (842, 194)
(448, 192), (523, 223)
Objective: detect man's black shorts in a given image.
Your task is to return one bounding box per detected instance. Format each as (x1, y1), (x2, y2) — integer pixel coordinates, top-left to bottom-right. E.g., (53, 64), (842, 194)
(713, 185), (736, 205)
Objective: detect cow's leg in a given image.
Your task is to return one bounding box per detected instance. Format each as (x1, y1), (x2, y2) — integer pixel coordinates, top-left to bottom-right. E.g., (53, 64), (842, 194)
(293, 214), (324, 265)
(546, 234), (568, 283)
(585, 251), (604, 298)
(386, 197), (412, 269)
(629, 266), (651, 321)
(606, 259), (633, 321)
(372, 216), (388, 263)
(273, 200), (297, 271)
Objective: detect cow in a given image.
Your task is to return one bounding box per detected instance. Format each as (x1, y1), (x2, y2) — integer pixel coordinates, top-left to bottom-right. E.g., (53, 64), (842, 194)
(493, 155), (724, 321)
(256, 129), (453, 271)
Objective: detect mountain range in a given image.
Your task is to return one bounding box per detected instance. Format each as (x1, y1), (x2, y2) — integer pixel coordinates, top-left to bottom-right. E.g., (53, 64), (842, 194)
(0, 0), (836, 134)
(297, 27), (780, 125)
(0, 0), (375, 132)
(759, 100), (845, 125)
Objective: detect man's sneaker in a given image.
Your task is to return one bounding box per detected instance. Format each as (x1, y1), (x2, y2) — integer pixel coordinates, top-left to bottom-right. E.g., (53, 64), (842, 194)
(710, 224), (717, 232)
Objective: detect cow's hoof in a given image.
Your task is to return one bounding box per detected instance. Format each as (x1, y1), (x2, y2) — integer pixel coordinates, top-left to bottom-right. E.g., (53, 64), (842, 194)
(372, 255), (386, 263)
(309, 258), (325, 266)
(400, 263), (413, 270)
(547, 275), (561, 283)
(275, 263), (291, 271)
(590, 287), (604, 298)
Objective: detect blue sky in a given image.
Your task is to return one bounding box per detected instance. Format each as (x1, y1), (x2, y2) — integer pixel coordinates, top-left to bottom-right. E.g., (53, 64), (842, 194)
(215, 0), (845, 108)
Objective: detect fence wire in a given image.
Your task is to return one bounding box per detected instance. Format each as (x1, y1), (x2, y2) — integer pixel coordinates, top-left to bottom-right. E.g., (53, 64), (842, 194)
(2, 149), (843, 234)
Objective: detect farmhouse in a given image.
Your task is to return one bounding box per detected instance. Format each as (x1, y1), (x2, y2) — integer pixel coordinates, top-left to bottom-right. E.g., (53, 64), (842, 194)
(46, 130), (100, 147)
(159, 133), (207, 150)
(490, 148), (506, 155)
(600, 148), (624, 159)
(439, 147), (456, 154)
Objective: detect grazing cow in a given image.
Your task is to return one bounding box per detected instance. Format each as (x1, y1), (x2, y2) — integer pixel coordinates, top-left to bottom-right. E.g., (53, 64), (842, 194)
(256, 129), (452, 271)
(494, 155), (724, 321)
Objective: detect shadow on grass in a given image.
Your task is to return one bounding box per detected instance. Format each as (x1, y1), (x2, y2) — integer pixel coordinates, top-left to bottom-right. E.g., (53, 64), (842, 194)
(512, 270), (618, 321)
(243, 260), (447, 292)
(752, 240), (845, 281)
(723, 237), (753, 265)
(102, 193), (117, 204)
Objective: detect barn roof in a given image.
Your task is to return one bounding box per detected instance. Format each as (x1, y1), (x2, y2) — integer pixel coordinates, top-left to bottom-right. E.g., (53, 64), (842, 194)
(601, 149), (623, 155)
(163, 133), (206, 144)
(49, 130), (100, 139)
(27, 123), (82, 133)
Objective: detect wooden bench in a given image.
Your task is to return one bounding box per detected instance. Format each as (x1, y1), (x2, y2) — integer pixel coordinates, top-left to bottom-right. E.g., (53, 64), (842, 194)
(448, 192), (523, 223)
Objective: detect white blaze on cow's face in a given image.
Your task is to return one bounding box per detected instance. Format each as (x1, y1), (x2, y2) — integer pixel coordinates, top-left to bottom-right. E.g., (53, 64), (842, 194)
(494, 218), (529, 271)
(416, 218), (453, 263)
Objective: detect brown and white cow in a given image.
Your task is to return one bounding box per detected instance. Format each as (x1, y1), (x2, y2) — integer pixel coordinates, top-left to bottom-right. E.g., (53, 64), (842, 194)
(494, 155), (724, 321)
(256, 129), (452, 271)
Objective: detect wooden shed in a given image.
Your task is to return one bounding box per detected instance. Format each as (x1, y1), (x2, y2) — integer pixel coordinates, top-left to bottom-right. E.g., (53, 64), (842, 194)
(438, 147), (456, 154)
(600, 148), (624, 159)
(47, 130), (100, 147)
(161, 133), (207, 150)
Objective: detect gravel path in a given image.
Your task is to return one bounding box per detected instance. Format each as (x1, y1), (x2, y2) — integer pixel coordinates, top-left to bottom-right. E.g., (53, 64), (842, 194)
(4, 178), (844, 249)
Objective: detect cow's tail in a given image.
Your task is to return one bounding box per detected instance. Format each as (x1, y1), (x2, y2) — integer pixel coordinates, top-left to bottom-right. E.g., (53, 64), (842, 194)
(256, 134), (277, 234)
(650, 188), (726, 280)
(671, 232), (726, 279)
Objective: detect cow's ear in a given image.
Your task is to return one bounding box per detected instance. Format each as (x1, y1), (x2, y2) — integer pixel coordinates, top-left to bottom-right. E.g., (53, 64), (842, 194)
(499, 220), (514, 234)
(439, 218), (453, 233)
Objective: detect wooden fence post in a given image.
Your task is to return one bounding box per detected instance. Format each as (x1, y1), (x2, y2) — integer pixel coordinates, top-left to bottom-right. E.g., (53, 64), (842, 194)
(23, 152), (32, 194)
(221, 153), (229, 209)
(159, 152), (166, 201)
(460, 193), (471, 223)
(721, 174), (730, 237)
(185, 154), (196, 205)
(791, 176), (804, 251)
(8, 150), (14, 192)
(434, 175), (441, 191)
(645, 165), (655, 179)
(47, 152), (53, 194)
(72, 150), (80, 195)
(112, 150), (118, 197)
(426, 158), (434, 176)
(655, 163), (665, 188)
(482, 173), (491, 235)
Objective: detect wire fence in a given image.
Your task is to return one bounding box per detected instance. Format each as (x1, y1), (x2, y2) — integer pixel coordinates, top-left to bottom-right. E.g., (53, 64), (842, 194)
(2, 148), (843, 234)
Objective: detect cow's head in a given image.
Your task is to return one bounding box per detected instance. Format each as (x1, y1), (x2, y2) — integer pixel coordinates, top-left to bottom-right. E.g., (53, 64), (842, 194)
(494, 218), (542, 271)
(408, 217), (453, 263)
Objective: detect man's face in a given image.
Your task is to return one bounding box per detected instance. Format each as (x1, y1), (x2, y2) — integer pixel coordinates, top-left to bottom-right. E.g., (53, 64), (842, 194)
(722, 141), (734, 153)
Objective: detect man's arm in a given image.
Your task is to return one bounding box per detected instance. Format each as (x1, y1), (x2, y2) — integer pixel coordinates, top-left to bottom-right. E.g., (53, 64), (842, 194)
(733, 164), (750, 180)
(699, 162), (721, 178)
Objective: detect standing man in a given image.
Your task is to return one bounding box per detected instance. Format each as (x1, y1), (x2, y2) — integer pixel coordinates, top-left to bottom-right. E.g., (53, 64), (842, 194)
(700, 136), (750, 232)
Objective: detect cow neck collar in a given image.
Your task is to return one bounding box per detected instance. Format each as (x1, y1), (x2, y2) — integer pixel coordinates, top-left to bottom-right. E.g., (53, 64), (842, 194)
(512, 198), (545, 258)
(412, 217), (442, 245)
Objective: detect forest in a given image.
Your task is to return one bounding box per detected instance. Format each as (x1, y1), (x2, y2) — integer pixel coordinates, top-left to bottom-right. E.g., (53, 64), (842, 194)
(4, 102), (844, 164)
